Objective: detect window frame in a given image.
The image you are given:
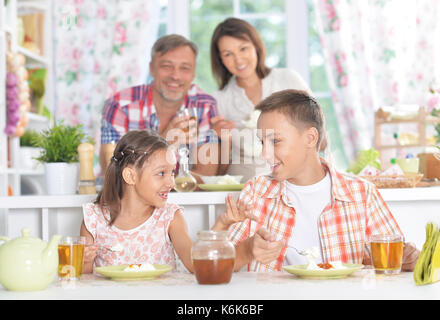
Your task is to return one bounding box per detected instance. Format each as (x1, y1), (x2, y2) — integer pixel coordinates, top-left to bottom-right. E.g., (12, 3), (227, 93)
(165, 0), (311, 84)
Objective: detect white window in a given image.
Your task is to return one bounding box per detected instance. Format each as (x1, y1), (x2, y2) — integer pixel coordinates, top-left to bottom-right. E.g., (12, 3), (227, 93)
(160, 0), (348, 168)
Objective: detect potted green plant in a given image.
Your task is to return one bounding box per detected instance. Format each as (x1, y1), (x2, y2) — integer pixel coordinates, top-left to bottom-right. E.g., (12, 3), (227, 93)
(19, 129), (43, 171)
(32, 121), (94, 195)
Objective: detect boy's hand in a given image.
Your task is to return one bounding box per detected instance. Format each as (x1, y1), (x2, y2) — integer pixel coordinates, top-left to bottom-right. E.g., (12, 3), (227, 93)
(218, 194), (258, 228)
(250, 228), (284, 265)
(402, 242), (420, 271)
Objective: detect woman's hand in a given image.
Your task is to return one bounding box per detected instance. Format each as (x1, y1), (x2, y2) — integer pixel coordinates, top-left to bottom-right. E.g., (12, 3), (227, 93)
(210, 116), (236, 139)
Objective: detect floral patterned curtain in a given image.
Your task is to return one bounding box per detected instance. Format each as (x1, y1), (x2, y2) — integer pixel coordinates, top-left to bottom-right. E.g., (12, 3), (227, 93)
(53, 0), (160, 152)
(313, 0), (440, 160)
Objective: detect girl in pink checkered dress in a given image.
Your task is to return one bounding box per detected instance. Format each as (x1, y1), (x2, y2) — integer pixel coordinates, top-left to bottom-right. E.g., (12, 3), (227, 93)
(80, 130), (194, 273)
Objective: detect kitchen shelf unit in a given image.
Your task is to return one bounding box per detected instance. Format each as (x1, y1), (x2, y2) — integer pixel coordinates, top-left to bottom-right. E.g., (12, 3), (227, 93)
(374, 106), (440, 165)
(0, 0), (53, 197)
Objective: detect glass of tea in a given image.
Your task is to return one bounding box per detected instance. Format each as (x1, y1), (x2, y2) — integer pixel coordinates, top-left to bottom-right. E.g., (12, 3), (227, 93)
(177, 108), (198, 135)
(369, 234), (404, 275)
(58, 236), (86, 280)
(191, 231), (236, 285)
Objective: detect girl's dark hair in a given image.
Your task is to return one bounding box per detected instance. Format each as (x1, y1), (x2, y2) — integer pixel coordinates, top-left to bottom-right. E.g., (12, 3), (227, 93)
(210, 17), (271, 90)
(95, 130), (169, 225)
(255, 89), (326, 151)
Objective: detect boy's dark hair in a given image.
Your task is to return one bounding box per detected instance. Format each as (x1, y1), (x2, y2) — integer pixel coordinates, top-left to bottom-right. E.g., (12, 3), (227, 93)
(96, 130), (169, 225)
(210, 17), (271, 90)
(255, 89), (326, 151)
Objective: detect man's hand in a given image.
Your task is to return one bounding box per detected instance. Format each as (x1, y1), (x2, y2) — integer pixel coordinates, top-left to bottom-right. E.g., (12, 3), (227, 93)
(162, 115), (198, 145)
(402, 242), (420, 271)
(249, 228), (284, 265)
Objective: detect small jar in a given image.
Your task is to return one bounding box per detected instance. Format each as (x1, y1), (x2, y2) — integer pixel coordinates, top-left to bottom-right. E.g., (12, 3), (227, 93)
(191, 230), (236, 285)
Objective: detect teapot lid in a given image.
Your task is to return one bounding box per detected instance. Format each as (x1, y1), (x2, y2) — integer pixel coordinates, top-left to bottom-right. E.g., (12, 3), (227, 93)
(4, 227), (45, 248)
(21, 228), (31, 237)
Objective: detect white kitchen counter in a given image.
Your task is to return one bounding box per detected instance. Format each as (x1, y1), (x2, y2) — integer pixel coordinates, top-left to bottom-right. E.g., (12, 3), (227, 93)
(0, 268), (438, 300)
(1, 187), (440, 249)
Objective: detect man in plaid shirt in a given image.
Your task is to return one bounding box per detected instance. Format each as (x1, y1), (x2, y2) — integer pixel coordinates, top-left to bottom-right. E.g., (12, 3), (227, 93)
(213, 89), (420, 272)
(100, 35), (219, 177)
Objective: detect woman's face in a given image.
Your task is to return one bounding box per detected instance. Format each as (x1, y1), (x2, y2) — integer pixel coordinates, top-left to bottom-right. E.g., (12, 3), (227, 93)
(217, 35), (259, 80)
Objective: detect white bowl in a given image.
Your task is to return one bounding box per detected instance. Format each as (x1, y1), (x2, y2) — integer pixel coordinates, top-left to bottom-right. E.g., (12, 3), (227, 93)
(200, 175), (243, 185)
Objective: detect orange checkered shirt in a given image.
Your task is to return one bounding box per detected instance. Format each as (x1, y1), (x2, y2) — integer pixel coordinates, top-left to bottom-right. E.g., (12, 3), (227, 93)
(228, 159), (403, 272)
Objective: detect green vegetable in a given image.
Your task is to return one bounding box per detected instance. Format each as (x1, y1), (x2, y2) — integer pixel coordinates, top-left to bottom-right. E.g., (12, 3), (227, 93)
(32, 120), (94, 163)
(414, 222), (440, 285)
(347, 148), (381, 174)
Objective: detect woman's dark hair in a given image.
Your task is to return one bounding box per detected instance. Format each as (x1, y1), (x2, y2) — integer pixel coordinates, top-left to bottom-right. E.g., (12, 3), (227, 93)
(95, 130), (169, 225)
(210, 17), (271, 90)
(255, 89), (326, 151)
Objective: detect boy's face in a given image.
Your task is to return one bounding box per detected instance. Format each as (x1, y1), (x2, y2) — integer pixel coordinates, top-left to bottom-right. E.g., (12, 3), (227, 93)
(257, 111), (311, 182)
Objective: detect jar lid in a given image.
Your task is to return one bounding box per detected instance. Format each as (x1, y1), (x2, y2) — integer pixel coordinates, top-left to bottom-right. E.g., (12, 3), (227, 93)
(197, 230), (229, 241)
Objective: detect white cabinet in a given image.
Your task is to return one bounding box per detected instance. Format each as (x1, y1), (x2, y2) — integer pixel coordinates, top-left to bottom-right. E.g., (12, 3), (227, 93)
(0, 0), (52, 196)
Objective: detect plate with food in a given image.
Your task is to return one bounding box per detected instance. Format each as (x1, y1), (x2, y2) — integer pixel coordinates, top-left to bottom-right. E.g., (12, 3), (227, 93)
(94, 263), (172, 281)
(198, 174), (245, 191)
(198, 184), (245, 191)
(283, 262), (363, 280)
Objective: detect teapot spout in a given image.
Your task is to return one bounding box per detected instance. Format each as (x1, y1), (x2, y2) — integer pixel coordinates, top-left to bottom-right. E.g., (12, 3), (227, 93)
(42, 234), (62, 266)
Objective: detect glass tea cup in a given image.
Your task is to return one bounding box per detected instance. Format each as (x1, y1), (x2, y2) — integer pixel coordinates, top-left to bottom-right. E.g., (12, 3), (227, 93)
(58, 236), (86, 280)
(369, 234), (404, 275)
(177, 108), (198, 134)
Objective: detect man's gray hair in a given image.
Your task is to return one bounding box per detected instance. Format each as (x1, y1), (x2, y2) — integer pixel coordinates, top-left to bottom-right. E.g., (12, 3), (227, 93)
(151, 34), (198, 61)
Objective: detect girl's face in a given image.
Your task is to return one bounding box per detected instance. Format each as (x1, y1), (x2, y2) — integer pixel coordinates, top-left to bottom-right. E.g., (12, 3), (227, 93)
(132, 148), (177, 208)
(257, 111), (311, 182)
(217, 35), (259, 80)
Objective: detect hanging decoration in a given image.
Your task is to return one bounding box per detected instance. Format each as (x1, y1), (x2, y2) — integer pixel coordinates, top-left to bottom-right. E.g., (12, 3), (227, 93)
(5, 51), (31, 137)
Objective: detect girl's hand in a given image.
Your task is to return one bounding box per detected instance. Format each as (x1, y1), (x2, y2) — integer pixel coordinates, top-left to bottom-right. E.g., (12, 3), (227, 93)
(84, 244), (99, 264)
(218, 194), (258, 228)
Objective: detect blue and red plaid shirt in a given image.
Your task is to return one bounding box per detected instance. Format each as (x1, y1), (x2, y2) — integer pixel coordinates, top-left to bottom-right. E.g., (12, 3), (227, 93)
(101, 83), (219, 146)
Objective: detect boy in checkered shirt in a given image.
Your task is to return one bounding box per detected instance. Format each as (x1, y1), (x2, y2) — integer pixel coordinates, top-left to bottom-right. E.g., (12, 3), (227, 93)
(213, 89), (419, 272)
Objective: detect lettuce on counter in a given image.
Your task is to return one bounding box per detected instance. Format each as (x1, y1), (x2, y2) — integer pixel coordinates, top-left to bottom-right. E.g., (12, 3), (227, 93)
(347, 148), (381, 175)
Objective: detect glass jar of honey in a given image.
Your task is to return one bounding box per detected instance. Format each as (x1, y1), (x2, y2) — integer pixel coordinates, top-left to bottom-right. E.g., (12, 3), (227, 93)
(191, 231), (236, 285)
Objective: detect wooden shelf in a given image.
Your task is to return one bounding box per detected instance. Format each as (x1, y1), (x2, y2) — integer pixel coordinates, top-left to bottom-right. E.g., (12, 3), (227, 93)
(17, 46), (48, 67)
(1, 0), (52, 196)
(26, 112), (48, 123)
(17, 1), (48, 16)
(374, 106), (439, 164)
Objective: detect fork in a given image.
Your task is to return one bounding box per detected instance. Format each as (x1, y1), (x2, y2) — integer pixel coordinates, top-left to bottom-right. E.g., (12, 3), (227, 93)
(98, 245), (122, 252)
(287, 245), (308, 256)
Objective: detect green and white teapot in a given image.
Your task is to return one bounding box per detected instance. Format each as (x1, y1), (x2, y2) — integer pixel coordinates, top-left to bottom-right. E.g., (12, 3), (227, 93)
(0, 228), (61, 291)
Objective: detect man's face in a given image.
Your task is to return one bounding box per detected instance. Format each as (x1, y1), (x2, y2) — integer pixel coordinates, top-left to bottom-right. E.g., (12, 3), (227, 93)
(150, 45), (196, 103)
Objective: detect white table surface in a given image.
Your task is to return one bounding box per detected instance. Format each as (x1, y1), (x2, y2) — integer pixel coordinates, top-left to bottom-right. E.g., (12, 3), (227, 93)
(1, 268), (439, 300)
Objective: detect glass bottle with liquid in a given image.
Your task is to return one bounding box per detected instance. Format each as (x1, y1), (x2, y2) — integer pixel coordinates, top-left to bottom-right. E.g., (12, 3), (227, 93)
(174, 146), (197, 192)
